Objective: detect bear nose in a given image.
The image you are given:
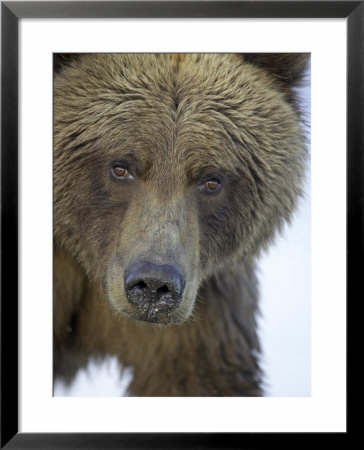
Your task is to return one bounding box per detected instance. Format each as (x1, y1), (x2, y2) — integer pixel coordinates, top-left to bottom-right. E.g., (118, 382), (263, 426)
(124, 260), (185, 315)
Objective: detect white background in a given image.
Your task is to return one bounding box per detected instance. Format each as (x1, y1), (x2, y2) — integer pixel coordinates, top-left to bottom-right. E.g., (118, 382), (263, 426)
(19, 18), (346, 432)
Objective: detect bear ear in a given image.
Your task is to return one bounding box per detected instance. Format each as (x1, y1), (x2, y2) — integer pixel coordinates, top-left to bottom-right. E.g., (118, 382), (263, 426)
(54, 53), (80, 73)
(243, 53), (309, 88)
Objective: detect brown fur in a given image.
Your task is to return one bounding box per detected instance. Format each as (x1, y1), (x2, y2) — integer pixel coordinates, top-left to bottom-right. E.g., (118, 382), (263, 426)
(53, 53), (308, 396)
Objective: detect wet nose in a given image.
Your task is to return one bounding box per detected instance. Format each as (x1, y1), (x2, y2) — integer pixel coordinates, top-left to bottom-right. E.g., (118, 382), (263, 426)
(124, 260), (185, 314)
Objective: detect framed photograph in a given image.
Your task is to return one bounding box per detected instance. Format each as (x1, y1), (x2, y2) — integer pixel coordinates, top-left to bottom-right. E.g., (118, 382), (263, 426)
(2, 1), (359, 448)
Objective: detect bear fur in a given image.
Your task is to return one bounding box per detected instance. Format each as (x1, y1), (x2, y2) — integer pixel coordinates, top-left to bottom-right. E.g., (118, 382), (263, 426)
(53, 53), (308, 396)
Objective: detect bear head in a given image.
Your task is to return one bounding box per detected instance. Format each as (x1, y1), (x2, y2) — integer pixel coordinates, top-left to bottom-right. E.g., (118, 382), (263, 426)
(54, 53), (308, 325)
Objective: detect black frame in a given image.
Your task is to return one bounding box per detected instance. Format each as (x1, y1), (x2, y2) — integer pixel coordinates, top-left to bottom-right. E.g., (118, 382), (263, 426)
(1, 1), (361, 448)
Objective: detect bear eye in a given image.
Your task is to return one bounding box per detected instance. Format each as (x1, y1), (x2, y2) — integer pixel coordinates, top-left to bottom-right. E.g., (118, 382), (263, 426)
(205, 180), (219, 191)
(111, 164), (134, 181)
(199, 178), (222, 194)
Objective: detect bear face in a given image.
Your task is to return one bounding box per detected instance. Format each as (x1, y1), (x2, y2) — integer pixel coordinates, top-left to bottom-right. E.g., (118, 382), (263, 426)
(54, 54), (307, 326)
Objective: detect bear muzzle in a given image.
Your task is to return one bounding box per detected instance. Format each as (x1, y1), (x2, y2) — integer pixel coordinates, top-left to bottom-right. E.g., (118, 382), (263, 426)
(124, 259), (186, 322)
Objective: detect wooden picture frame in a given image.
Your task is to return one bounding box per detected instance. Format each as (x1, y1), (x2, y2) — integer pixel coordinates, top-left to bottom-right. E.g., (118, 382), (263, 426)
(1, 1), (360, 447)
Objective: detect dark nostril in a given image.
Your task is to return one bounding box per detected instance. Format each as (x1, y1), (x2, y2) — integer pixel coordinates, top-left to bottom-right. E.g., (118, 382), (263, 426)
(134, 281), (147, 290)
(157, 285), (169, 294)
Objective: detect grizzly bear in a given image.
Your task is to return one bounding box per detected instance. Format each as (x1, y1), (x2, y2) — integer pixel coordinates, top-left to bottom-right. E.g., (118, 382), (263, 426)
(53, 53), (308, 396)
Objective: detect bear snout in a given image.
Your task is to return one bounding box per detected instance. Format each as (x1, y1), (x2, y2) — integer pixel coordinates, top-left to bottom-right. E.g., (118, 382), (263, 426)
(124, 259), (185, 321)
